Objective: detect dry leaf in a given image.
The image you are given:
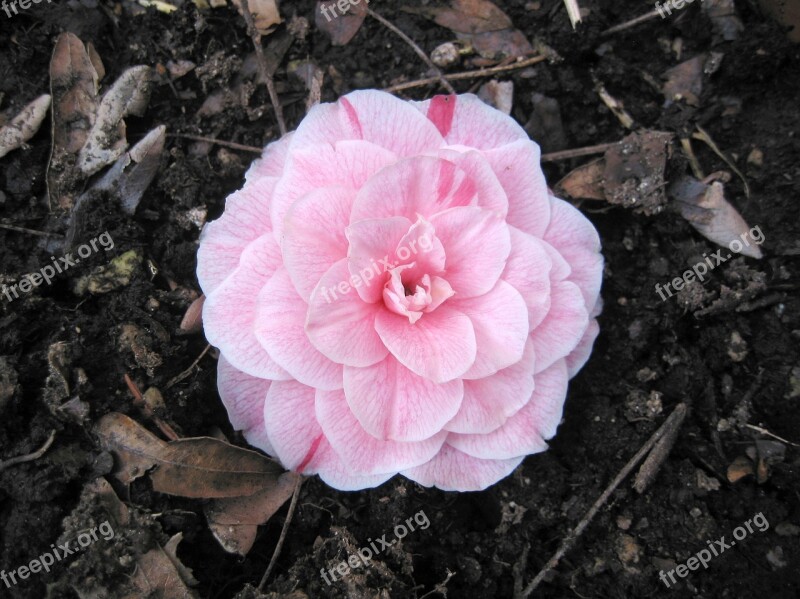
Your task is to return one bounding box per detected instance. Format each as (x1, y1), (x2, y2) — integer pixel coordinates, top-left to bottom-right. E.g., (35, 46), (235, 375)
(0, 95), (52, 159)
(180, 295), (205, 334)
(230, 0), (281, 34)
(670, 177), (764, 258)
(48, 33), (100, 209)
(127, 536), (198, 599)
(96, 412), (285, 498)
(555, 157), (606, 200)
(206, 472), (300, 555)
(77, 65), (153, 176)
(477, 80), (513, 115)
(316, 0), (368, 46)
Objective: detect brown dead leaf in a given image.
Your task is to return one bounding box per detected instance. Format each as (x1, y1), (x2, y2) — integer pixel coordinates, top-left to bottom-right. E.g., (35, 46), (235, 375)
(206, 472), (300, 555)
(96, 412), (285, 498)
(48, 33), (100, 209)
(0, 95), (51, 159)
(477, 80), (513, 115)
(316, 0), (368, 46)
(127, 535), (198, 599)
(230, 0), (281, 34)
(180, 294), (205, 334)
(555, 158), (606, 201)
(670, 177), (764, 259)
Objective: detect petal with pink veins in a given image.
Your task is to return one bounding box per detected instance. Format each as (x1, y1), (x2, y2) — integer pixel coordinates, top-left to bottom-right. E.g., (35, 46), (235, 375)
(283, 186), (355, 301)
(243, 132), (293, 182)
(346, 216), (412, 303)
(255, 268), (343, 390)
(445, 338), (536, 434)
(502, 227), (552, 331)
(375, 305), (476, 383)
(566, 318), (600, 378)
(203, 234), (290, 380)
(316, 389), (447, 475)
(217, 355), (275, 456)
(343, 355), (464, 442)
(530, 281), (589, 373)
(306, 259), (388, 367)
(448, 359), (568, 460)
(430, 206), (511, 298)
(434, 149), (509, 216)
(453, 280), (529, 379)
(402, 443), (524, 492)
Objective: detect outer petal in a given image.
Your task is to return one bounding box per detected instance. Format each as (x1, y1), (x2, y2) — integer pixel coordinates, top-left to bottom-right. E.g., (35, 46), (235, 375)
(255, 268), (343, 390)
(448, 359), (569, 460)
(375, 305), (476, 383)
(306, 260), (388, 367)
(203, 234), (290, 380)
(311, 443), (394, 490)
(283, 186), (355, 301)
(430, 206), (511, 298)
(544, 195), (604, 311)
(343, 356), (464, 442)
(454, 280), (528, 379)
(530, 280), (589, 373)
(402, 444), (524, 492)
(445, 338), (535, 434)
(566, 318), (600, 378)
(415, 94), (528, 150)
(483, 140), (550, 237)
(501, 227), (552, 331)
(243, 132), (293, 182)
(316, 389), (447, 475)
(217, 355), (274, 455)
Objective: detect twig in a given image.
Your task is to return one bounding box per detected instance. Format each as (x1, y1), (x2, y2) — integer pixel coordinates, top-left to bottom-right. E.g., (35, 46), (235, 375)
(601, 9), (662, 36)
(516, 403), (688, 598)
(124, 374), (180, 441)
(743, 424), (800, 447)
(541, 142), (617, 162)
(258, 476), (304, 590)
(563, 0), (582, 29)
(240, 0), (287, 136)
(0, 430), (56, 473)
(633, 404), (688, 493)
(419, 569), (457, 598)
(0, 223), (64, 238)
(165, 344), (212, 390)
(167, 133), (262, 154)
(367, 8), (456, 94)
(384, 55), (547, 93)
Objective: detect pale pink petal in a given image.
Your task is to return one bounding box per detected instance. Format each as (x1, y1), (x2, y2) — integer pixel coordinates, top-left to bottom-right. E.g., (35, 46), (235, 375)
(483, 140), (550, 236)
(263, 380), (326, 471)
(445, 338), (536, 434)
(310, 442), (394, 490)
(415, 94), (527, 149)
(350, 156), (479, 224)
(343, 356), (464, 442)
(346, 216), (411, 303)
(430, 206), (511, 298)
(316, 389), (447, 474)
(197, 184), (276, 294)
(530, 281), (589, 373)
(394, 216), (447, 277)
(448, 359), (568, 460)
(306, 259), (388, 367)
(501, 227), (552, 331)
(375, 306), (476, 383)
(544, 196), (603, 310)
(434, 149), (509, 216)
(243, 132), (293, 182)
(566, 318), (600, 378)
(541, 238), (572, 282)
(216, 355), (274, 456)
(255, 268), (343, 390)
(203, 235), (290, 380)
(271, 140), (397, 240)
(283, 186), (355, 301)
(402, 443), (524, 492)
(453, 280), (528, 379)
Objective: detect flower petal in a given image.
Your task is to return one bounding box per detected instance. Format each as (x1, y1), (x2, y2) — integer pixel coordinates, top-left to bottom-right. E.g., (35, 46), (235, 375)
(316, 389), (447, 474)
(375, 305), (476, 383)
(346, 216), (412, 303)
(343, 356), (464, 442)
(530, 280), (589, 373)
(217, 355), (274, 455)
(448, 359), (568, 460)
(255, 268), (343, 390)
(243, 132), (293, 182)
(306, 259), (388, 367)
(566, 318), (600, 378)
(263, 380), (324, 471)
(203, 234), (290, 380)
(402, 443), (524, 492)
(501, 227), (552, 331)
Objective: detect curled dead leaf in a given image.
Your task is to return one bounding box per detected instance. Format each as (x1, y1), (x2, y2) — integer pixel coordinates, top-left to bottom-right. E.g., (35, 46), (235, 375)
(230, 0), (281, 34)
(0, 95), (52, 159)
(316, 0), (368, 46)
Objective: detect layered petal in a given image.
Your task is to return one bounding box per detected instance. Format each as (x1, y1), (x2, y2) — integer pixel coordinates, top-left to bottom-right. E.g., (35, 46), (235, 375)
(346, 216), (411, 303)
(530, 280), (589, 373)
(566, 318), (600, 378)
(217, 356), (274, 455)
(501, 227), (552, 331)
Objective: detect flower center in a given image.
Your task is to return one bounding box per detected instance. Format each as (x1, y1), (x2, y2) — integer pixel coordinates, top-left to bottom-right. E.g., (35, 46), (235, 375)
(383, 263), (454, 324)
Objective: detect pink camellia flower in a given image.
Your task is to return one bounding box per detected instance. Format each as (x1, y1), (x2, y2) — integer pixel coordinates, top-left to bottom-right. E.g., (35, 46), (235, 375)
(198, 90), (603, 492)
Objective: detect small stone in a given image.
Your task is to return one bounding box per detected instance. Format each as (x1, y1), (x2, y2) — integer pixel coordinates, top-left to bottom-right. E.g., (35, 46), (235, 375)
(696, 469), (721, 492)
(431, 42), (461, 68)
(775, 522), (800, 537)
(766, 546), (787, 569)
(690, 507), (703, 518)
(727, 331), (748, 362)
(747, 148), (763, 167)
(617, 515), (633, 530)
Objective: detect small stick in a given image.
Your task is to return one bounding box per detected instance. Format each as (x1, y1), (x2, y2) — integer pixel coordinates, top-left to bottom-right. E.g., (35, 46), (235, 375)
(516, 403), (688, 598)
(419, 569), (457, 598)
(384, 55), (547, 93)
(601, 9), (662, 37)
(0, 223), (64, 238)
(165, 344), (212, 389)
(743, 424), (800, 447)
(240, 0), (287, 136)
(633, 404), (688, 493)
(541, 142), (617, 162)
(167, 133), (262, 154)
(258, 476), (304, 590)
(368, 8), (456, 94)
(563, 0), (582, 29)
(0, 430), (56, 473)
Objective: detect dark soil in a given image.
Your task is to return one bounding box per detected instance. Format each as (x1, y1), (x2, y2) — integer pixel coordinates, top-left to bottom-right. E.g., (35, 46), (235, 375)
(1, 1), (799, 598)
